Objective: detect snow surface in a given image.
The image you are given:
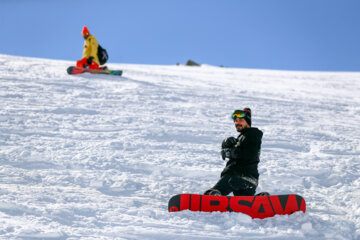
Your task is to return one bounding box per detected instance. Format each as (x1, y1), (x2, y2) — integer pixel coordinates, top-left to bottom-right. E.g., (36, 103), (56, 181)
(0, 54), (359, 239)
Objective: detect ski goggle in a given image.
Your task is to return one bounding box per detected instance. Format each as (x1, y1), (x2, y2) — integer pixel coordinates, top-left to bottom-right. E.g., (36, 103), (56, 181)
(231, 110), (250, 120)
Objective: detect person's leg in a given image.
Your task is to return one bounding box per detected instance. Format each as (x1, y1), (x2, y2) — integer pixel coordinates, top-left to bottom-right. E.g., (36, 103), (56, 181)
(204, 174), (233, 196)
(230, 176), (257, 196)
(88, 60), (100, 69)
(76, 58), (88, 68)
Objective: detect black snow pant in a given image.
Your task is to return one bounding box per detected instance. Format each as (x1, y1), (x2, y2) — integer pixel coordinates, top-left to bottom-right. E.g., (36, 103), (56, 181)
(204, 174), (257, 196)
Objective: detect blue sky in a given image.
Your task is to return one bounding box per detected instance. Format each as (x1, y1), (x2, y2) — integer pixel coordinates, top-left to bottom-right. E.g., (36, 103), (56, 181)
(1, 0), (359, 71)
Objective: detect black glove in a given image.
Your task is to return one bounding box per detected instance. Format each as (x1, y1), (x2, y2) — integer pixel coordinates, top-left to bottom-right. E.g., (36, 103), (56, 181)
(87, 56), (94, 65)
(221, 137), (237, 149)
(221, 148), (231, 160)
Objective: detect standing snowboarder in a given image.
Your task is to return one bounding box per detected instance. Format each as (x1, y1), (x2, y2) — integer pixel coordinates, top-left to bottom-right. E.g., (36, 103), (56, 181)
(76, 26), (106, 70)
(204, 108), (266, 196)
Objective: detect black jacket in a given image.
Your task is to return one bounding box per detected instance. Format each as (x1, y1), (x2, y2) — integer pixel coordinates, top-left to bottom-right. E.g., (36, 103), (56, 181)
(221, 127), (263, 179)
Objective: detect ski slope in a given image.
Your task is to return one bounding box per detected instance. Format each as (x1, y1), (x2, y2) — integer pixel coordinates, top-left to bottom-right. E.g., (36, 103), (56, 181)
(0, 54), (359, 239)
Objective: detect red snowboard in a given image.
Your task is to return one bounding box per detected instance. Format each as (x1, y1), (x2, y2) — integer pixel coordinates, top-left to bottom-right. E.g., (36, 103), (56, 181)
(67, 66), (122, 76)
(168, 194), (306, 219)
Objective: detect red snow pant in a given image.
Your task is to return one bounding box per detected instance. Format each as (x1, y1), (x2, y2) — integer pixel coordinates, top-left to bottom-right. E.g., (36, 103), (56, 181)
(76, 58), (100, 69)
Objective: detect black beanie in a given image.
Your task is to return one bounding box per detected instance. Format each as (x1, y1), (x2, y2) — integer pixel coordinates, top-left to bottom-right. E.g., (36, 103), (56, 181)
(243, 108), (252, 126)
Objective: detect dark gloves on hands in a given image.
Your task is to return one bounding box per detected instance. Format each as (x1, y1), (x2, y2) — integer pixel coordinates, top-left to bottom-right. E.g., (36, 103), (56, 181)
(87, 56), (94, 65)
(221, 137), (237, 149)
(221, 137), (237, 160)
(221, 149), (231, 160)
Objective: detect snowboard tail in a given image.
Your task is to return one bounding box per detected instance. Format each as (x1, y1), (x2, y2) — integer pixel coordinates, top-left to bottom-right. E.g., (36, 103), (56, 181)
(168, 194), (306, 219)
(67, 66), (122, 76)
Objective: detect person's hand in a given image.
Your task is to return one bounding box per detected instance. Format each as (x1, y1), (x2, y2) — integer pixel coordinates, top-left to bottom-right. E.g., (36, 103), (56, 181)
(221, 137), (237, 149)
(87, 56), (94, 65)
(221, 148), (231, 160)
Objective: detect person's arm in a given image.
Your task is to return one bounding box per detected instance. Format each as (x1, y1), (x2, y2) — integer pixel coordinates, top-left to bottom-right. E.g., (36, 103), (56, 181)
(90, 37), (98, 59)
(230, 132), (262, 163)
(82, 38), (90, 59)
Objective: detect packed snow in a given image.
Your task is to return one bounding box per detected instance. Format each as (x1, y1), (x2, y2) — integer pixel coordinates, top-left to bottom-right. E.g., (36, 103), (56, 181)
(0, 54), (359, 239)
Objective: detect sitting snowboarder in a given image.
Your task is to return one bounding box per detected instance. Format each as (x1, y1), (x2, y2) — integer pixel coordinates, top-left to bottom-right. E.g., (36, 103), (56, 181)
(204, 108), (268, 196)
(76, 26), (107, 70)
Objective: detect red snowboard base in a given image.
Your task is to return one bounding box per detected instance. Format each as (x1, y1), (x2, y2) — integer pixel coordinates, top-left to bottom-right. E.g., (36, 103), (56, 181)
(168, 194), (306, 219)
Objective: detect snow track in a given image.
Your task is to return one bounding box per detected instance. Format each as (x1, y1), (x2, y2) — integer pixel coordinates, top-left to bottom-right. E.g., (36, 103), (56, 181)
(0, 54), (359, 239)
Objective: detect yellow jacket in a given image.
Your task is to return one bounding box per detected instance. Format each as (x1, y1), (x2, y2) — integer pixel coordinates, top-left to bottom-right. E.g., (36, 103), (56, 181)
(82, 35), (100, 65)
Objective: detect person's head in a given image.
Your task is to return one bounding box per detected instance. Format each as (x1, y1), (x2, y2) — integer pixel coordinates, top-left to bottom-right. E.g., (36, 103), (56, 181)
(231, 108), (251, 132)
(82, 26), (90, 39)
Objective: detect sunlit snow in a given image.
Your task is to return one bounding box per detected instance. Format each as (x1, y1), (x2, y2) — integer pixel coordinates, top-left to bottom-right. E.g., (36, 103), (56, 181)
(0, 54), (359, 239)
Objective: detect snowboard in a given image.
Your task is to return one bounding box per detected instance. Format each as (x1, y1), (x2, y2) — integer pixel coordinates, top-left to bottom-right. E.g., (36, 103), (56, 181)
(168, 194), (306, 219)
(67, 66), (122, 76)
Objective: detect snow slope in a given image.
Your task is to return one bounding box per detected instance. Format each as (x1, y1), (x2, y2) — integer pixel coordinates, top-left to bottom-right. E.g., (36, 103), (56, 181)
(0, 54), (359, 239)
